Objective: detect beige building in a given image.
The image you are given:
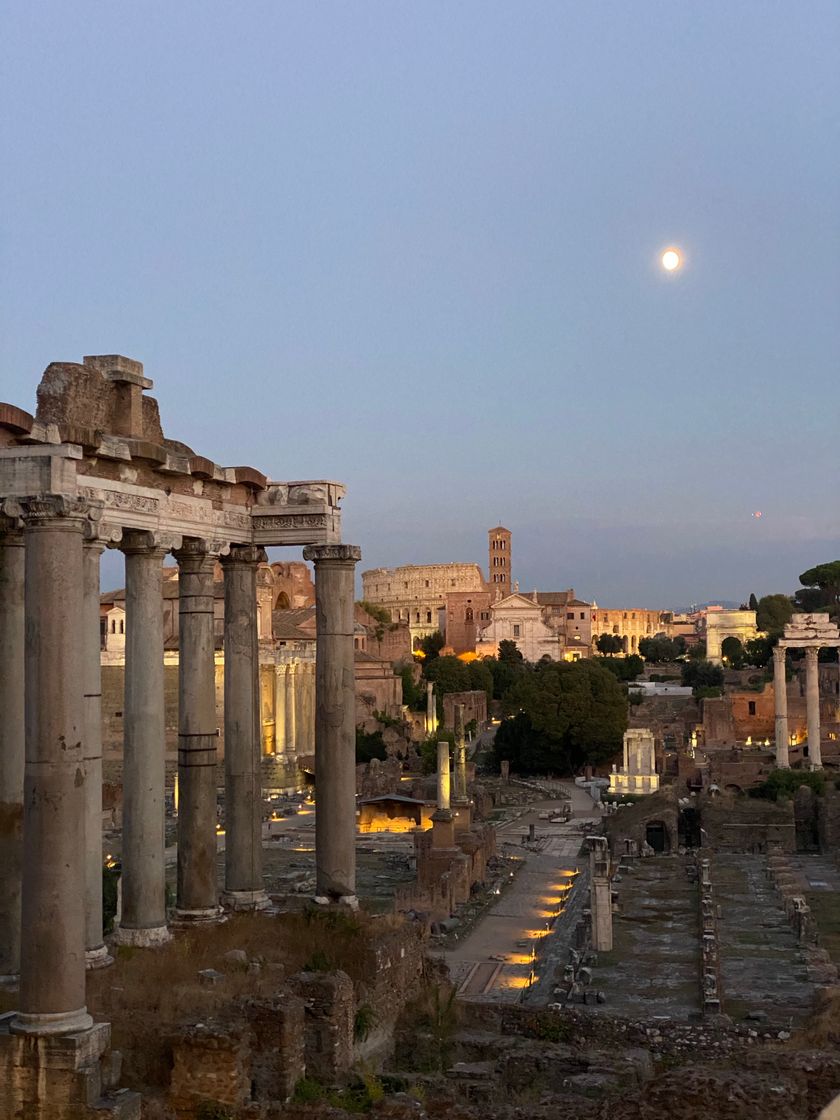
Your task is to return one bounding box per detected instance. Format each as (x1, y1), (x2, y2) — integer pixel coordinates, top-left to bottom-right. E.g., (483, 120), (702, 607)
(362, 561), (487, 649)
(476, 592), (565, 661)
(592, 607), (667, 655)
(705, 608), (759, 664)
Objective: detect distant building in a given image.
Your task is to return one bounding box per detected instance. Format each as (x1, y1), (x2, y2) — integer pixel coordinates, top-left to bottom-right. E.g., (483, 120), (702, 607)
(591, 607), (667, 655)
(705, 609), (759, 664)
(488, 525), (512, 600)
(476, 591), (565, 662)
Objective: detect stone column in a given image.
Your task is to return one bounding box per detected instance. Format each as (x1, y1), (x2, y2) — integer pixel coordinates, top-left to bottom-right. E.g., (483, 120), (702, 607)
(426, 682), (435, 735)
(0, 526), (25, 982)
(14, 497), (92, 1034)
(773, 645), (789, 769)
(114, 532), (171, 946)
(432, 740), (455, 849)
(82, 539), (112, 968)
(222, 545), (269, 911)
(806, 646), (822, 770)
(303, 544), (361, 905)
(174, 539), (222, 923)
(453, 703), (467, 801)
(306, 661), (317, 754)
(274, 664), (286, 753)
(589, 836), (613, 952)
(285, 663), (296, 750)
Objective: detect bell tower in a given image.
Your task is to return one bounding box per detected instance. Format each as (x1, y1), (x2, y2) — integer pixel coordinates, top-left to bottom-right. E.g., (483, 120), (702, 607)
(488, 525), (512, 600)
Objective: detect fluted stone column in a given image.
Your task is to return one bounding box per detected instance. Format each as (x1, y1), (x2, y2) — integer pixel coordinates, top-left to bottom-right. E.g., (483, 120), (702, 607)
(432, 740), (455, 850)
(285, 663), (296, 749)
(82, 539), (111, 967)
(773, 645), (789, 769)
(806, 646), (822, 770)
(14, 497), (92, 1035)
(222, 545), (269, 911)
(0, 527), (25, 982)
(274, 664), (286, 752)
(174, 539), (222, 923)
(303, 544), (361, 904)
(114, 532), (171, 946)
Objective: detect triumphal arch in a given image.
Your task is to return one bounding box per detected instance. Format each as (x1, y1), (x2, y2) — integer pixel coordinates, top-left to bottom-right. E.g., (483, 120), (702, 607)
(0, 355), (359, 1116)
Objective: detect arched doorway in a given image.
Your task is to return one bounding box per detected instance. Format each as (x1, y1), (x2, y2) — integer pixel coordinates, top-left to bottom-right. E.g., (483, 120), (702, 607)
(645, 820), (669, 853)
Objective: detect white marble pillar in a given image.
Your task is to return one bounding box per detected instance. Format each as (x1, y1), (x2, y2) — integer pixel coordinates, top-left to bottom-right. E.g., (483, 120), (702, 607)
(285, 663), (296, 750)
(0, 526), (25, 982)
(221, 545), (269, 910)
(14, 497), (92, 1035)
(114, 532), (171, 946)
(82, 539), (111, 968)
(426, 681), (435, 735)
(173, 539), (222, 923)
(806, 646), (822, 769)
(773, 645), (789, 769)
(303, 544), (361, 904)
(274, 664), (286, 753)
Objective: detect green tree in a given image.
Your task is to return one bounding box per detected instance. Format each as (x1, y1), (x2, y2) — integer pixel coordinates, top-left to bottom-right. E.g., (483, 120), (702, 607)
(743, 635), (773, 668)
(419, 731), (455, 775)
(796, 562), (840, 618)
(756, 593), (794, 634)
(399, 663), (424, 710)
(498, 639), (524, 665)
(423, 656), (471, 716)
(468, 658), (494, 701)
(355, 728), (387, 764)
(681, 659), (724, 696)
(418, 630), (445, 662)
(485, 653), (527, 700)
(494, 658), (627, 775)
(638, 636), (685, 662)
(687, 640), (707, 660)
(748, 592), (759, 612)
(595, 633), (623, 656)
(720, 635), (745, 668)
(595, 653), (644, 682)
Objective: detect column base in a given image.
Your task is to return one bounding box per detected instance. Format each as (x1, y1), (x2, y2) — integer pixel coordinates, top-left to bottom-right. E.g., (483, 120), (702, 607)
(221, 889), (271, 912)
(111, 924), (172, 948)
(775, 750), (790, 769)
(0, 1015), (142, 1118)
(172, 906), (225, 928)
(313, 894), (359, 911)
(10, 1007), (94, 1036)
(85, 944), (115, 970)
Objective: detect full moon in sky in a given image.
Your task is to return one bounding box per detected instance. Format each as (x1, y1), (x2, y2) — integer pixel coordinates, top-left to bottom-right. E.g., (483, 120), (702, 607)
(661, 248), (682, 272)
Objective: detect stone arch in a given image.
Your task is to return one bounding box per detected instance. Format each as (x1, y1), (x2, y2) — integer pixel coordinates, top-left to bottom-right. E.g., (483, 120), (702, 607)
(275, 589), (290, 609)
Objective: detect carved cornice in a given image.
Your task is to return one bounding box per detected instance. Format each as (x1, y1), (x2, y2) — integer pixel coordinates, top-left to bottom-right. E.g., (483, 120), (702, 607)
(303, 544), (361, 565)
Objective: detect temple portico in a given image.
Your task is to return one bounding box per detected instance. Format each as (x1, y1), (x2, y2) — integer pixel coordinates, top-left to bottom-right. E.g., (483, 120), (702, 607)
(0, 356), (358, 1116)
(773, 614), (840, 770)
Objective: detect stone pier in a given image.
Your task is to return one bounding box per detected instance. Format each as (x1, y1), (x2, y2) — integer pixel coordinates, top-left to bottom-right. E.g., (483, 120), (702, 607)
(304, 544), (361, 905)
(0, 525), (24, 983)
(222, 545), (269, 910)
(174, 539), (222, 923)
(773, 645), (789, 769)
(588, 836), (613, 952)
(114, 532), (171, 946)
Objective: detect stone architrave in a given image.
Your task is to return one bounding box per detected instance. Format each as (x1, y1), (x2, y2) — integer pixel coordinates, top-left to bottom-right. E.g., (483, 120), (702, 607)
(222, 545), (269, 911)
(772, 645), (790, 769)
(805, 646), (822, 770)
(173, 538), (223, 923)
(14, 496), (93, 1034)
(114, 531), (172, 946)
(303, 543), (361, 905)
(82, 538), (112, 968)
(0, 524), (25, 981)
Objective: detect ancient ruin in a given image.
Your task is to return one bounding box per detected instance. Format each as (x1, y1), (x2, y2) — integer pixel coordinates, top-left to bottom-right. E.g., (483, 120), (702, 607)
(0, 356), (360, 1116)
(773, 612), (840, 769)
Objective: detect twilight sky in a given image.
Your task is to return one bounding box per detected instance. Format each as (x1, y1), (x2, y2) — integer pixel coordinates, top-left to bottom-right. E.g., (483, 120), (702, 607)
(2, 2), (838, 609)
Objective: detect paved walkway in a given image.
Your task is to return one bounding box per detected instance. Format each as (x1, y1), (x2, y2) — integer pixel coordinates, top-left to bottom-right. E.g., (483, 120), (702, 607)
(446, 782), (599, 1002)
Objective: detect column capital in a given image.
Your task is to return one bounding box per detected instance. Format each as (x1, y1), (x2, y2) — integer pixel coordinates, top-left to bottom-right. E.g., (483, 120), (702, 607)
(121, 528), (176, 557)
(805, 645), (821, 663)
(303, 543), (361, 564)
(221, 544), (267, 567)
(14, 494), (95, 530)
(173, 536), (228, 565)
(772, 644), (786, 663)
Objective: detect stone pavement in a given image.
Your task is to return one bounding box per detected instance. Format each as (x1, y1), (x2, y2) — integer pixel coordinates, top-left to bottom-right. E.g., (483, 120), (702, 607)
(446, 783), (599, 1002)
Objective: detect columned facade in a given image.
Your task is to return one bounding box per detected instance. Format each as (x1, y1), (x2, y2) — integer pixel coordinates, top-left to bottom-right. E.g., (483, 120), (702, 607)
(222, 545), (269, 910)
(304, 543), (361, 905)
(114, 532), (171, 946)
(174, 539), (222, 923)
(0, 525), (25, 982)
(773, 614), (840, 771)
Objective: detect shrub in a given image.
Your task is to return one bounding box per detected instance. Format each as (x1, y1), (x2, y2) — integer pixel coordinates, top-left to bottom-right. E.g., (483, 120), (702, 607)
(354, 1003), (377, 1041)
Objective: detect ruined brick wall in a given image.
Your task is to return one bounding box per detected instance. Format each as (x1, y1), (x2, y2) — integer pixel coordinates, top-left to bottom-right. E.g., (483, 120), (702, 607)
(169, 1022), (251, 1118)
(245, 996), (306, 1103)
(707, 749), (776, 792)
(355, 925), (425, 1065)
(288, 971), (355, 1084)
(442, 690), (487, 731)
(629, 693), (697, 748)
(700, 795), (795, 853)
(817, 788), (840, 852)
(604, 788), (679, 856)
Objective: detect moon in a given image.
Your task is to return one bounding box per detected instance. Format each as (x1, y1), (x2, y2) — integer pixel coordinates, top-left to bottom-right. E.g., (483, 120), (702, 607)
(661, 248), (682, 272)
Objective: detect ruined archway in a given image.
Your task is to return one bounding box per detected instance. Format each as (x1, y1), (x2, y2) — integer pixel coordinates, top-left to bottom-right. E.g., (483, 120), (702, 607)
(645, 820), (669, 853)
